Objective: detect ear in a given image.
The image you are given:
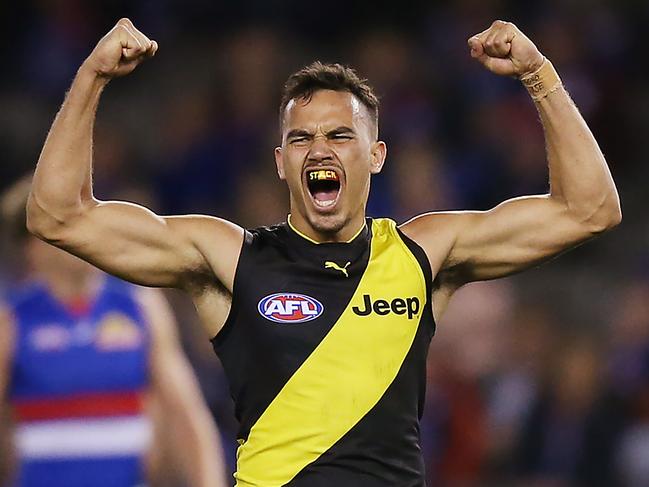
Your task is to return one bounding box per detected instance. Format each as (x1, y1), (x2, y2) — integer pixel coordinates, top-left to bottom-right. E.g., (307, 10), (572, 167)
(274, 146), (286, 180)
(369, 141), (387, 175)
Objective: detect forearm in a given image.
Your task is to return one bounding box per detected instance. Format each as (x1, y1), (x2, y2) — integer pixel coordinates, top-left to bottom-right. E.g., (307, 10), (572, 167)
(175, 411), (227, 487)
(29, 19), (157, 235)
(533, 65), (621, 229)
(29, 65), (107, 227)
(145, 284), (228, 487)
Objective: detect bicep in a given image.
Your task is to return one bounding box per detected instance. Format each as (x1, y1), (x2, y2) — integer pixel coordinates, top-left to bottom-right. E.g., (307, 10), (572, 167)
(40, 200), (243, 289)
(453, 195), (597, 280)
(406, 195), (595, 284)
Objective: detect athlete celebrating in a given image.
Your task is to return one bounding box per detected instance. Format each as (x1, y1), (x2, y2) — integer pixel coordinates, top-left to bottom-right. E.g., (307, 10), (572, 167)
(0, 179), (227, 487)
(26, 18), (620, 486)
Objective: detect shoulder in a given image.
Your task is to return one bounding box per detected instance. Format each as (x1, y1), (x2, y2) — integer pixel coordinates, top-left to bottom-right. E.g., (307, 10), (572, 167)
(0, 302), (13, 325)
(370, 217), (397, 235)
(247, 222), (290, 244)
(232, 222), (293, 259)
(168, 215), (246, 293)
(132, 286), (177, 342)
(133, 287), (174, 323)
(1, 281), (44, 312)
(398, 211), (472, 275)
(167, 214), (245, 250)
(399, 211), (475, 241)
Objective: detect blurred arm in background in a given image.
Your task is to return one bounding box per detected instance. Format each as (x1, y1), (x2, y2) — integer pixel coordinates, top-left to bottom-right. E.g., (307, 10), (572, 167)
(139, 288), (228, 487)
(0, 307), (16, 486)
(402, 20), (621, 318)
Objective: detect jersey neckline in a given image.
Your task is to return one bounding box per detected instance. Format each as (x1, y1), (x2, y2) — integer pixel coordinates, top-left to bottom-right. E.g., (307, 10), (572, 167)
(286, 214), (369, 246)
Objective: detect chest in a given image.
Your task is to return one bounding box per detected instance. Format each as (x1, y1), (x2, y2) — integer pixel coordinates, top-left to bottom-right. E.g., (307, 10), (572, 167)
(230, 238), (428, 364)
(10, 296), (149, 399)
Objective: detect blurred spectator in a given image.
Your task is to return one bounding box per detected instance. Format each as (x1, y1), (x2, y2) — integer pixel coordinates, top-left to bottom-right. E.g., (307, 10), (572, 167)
(0, 180), (227, 487)
(513, 339), (625, 487)
(486, 306), (557, 478)
(608, 281), (649, 487)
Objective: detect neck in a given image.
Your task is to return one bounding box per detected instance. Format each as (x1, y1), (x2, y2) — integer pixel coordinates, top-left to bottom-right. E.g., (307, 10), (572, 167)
(288, 213), (366, 244)
(34, 268), (101, 305)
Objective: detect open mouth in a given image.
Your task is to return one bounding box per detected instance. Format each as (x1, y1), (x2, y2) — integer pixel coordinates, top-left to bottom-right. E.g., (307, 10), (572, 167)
(306, 169), (341, 209)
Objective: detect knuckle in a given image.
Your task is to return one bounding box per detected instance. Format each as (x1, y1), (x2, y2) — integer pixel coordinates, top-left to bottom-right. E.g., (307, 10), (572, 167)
(118, 17), (132, 26)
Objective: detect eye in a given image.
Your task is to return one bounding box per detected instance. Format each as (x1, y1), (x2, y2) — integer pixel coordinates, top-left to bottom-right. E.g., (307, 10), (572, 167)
(331, 134), (353, 142)
(290, 137), (309, 146)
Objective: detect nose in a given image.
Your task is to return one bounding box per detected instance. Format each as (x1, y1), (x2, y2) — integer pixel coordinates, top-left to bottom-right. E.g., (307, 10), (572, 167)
(307, 135), (333, 163)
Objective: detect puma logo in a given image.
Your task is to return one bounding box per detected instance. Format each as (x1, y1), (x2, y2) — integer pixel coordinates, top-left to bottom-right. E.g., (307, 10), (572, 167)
(325, 261), (351, 277)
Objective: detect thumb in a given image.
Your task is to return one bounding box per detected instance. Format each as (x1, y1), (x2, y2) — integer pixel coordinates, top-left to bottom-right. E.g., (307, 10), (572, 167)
(477, 54), (515, 76)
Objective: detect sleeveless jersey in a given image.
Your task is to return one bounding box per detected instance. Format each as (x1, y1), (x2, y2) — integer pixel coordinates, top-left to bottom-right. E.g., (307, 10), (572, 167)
(212, 217), (436, 486)
(6, 275), (152, 487)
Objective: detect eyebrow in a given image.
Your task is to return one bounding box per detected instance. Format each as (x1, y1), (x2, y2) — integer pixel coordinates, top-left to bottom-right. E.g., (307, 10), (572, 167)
(286, 126), (356, 139)
(286, 129), (311, 139)
(327, 126), (355, 136)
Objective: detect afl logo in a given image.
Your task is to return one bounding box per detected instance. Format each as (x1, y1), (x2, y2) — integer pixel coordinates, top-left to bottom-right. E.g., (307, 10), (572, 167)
(258, 293), (324, 324)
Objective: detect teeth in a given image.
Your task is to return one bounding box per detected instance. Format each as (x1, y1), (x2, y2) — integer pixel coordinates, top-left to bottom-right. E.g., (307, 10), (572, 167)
(315, 199), (336, 207)
(309, 169), (339, 181)
(306, 169), (340, 210)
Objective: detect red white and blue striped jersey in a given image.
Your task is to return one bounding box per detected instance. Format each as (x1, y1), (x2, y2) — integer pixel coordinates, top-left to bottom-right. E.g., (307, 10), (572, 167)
(6, 275), (152, 487)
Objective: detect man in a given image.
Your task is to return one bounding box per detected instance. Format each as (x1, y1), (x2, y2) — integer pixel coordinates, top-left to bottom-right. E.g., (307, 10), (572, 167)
(26, 17), (620, 487)
(0, 178), (227, 487)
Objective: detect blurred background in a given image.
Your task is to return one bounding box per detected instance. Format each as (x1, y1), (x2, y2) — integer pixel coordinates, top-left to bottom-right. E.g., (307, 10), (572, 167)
(1, 0), (648, 486)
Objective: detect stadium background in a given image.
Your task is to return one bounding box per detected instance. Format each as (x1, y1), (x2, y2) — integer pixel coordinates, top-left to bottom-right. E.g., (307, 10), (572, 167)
(1, 0), (648, 485)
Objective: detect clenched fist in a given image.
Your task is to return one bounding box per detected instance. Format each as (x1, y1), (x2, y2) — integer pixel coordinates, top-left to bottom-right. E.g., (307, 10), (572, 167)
(468, 21), (544, 78)
(83, 18), (157, 79)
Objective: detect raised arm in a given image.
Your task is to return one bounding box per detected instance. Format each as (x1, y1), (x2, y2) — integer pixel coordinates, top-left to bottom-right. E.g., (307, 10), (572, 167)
(27, 18), (242, 291)
(401, 21), (621, 304)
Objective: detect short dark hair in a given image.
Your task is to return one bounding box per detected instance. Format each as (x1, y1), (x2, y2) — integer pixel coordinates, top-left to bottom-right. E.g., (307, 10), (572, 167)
(1, 175), (32, 242)
(279, 62), (379, 135)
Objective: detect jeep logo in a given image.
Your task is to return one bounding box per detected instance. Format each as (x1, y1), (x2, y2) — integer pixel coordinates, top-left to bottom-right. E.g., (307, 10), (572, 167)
(352, 294), (420, 319)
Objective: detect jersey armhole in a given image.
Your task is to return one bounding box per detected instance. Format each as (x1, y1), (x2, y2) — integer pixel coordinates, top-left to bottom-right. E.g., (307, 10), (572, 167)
(395, 228), (433, 295)
(395, 227), (436, 335)
(210, 229), (253, 347)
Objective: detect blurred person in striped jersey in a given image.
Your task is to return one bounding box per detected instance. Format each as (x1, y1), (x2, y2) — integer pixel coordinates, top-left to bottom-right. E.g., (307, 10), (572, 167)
(0, 177), (227, 487)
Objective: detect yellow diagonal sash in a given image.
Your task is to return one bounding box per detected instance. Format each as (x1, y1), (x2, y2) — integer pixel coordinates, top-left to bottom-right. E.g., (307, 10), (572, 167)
(235, 219), (426, 486)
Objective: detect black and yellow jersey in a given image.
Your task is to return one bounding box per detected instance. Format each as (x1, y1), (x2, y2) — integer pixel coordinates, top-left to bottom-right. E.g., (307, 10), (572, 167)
(212, 217), (436, 486)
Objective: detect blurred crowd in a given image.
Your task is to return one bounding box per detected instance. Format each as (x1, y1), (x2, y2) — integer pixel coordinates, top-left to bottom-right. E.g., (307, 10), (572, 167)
(1, 0), (648, 486)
